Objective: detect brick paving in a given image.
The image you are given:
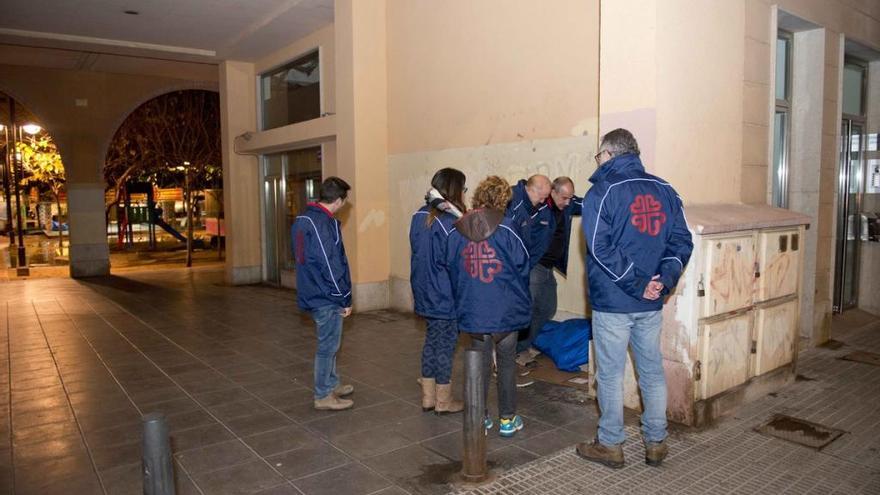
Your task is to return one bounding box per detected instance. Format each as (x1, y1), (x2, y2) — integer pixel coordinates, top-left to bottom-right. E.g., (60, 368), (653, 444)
(0, 267), (878, 494)
(453, 312), (880, 495)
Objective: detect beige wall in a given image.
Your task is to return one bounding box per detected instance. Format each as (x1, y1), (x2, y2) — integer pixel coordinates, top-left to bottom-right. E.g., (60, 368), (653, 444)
(385, 0), (599, 314)
(0, 64), (217, 277)
(601, 0), (746, 205)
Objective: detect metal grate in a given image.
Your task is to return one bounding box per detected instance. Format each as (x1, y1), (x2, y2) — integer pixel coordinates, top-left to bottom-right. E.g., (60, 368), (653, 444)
(755, 414), (845, 450)
(840, 350), (880, 367)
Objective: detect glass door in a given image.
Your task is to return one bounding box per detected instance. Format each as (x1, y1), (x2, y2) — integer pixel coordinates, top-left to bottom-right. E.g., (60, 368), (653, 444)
(262, 155), (286, 285)
(834, 120), (864, 312)
(261, 146), (323, 285)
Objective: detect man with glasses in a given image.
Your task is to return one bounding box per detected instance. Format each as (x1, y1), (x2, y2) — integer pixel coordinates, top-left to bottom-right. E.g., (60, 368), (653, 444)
(576, 129), (692, 468)
(515, 177), (584, 370)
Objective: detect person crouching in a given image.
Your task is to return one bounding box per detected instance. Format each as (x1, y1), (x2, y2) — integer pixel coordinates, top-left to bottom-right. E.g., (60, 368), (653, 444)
(445, 176), (531, 437)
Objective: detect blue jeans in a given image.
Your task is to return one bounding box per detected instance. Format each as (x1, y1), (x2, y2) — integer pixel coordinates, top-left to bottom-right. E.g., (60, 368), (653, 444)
(311, 304), (344, 400)
(421, 318), (459, 384)
(517, 264), (557, 354)
(592, 310), (667, 445)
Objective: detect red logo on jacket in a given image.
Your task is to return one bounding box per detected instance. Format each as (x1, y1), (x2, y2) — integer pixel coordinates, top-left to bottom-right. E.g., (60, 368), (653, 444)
(630, 194), (666, 236)
(463, 240), (503, 283)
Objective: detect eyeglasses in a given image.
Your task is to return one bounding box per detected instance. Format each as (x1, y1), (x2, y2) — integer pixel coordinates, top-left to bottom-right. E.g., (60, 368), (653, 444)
(463, 187), (468, 193)
(593, 150), (609, 164)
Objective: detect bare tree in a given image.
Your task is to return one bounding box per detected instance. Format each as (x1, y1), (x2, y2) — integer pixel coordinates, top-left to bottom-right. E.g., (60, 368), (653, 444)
(104, 90), (221, 266)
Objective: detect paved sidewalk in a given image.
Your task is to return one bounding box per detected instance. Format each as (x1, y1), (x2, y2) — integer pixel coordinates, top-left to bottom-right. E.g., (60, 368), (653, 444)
(454, 312), (880, 494)
(0, 268), (597, 495)
(1, 268), (878, 494)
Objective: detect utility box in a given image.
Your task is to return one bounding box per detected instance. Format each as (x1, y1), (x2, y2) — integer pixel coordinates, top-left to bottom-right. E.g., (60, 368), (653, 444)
(662, 204), (809, 426)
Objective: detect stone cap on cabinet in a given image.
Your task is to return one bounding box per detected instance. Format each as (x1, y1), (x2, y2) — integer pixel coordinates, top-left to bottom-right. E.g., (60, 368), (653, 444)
(684, 203), (811, 235)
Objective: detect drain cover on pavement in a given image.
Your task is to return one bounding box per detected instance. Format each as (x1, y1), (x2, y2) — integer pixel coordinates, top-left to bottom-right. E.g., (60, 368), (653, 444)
(755, 414), (845, 450)
(840, 350), (880, 367)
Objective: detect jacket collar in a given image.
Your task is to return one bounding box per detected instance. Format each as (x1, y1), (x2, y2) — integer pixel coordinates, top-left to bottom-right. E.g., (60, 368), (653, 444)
(589, 153), (645, 184)
(307, 202), (334, 218)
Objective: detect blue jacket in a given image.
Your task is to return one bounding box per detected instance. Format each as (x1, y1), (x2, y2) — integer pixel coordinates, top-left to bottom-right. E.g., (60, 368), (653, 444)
(445, 209), (531, 333)
(409, 205), (457, 319)
(529, 195), (583, 274)
(505, 179), (545, 268)
(582, 154), (693, 313)
(291, 203), (352, 311)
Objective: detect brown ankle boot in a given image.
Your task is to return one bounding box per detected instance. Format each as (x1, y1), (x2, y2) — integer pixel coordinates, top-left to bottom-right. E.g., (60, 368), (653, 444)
(434, 383), (464, 414)
(575, 439), (625, 469)
(644, 439), (668, 466)
(418, 377), (436, 412)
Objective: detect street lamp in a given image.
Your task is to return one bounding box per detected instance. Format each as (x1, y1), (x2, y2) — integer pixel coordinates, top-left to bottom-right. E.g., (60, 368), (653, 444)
(5, 96), (42, 276)
(0, 123), (14, 248)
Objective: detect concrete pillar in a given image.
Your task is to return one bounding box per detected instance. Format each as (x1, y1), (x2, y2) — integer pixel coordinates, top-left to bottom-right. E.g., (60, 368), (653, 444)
(219, 61), (262, 285)
(67, 182), (110, 277)
(789, 28), (825, 342)
(335, 0), (391, 310)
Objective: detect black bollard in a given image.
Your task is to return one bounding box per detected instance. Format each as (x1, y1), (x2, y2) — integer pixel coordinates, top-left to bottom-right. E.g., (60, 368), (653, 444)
(143, 413), (175, 495)
(461, 348), (488, 483)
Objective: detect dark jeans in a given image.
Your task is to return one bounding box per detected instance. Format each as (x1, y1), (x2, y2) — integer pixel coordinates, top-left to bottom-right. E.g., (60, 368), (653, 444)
(517, 264), (557, 354)
(469, 331), (517, 419)
(420, 318), (459, 384)
(311, 304), (343, 400)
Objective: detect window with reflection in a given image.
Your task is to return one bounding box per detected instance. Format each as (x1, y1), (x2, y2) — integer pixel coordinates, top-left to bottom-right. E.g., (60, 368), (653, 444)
(261, 50), (321, 130)
(772, 31), (792, 208)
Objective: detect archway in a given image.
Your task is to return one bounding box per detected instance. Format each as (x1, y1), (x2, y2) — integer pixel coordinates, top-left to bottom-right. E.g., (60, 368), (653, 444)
(0, 92), (70, 277)
(103, 89), (223, 271)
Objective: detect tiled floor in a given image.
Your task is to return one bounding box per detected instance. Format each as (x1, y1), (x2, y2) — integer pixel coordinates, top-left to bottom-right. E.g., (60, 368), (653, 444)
(452, 310), (880, 494)
(0, 267), (599, 494)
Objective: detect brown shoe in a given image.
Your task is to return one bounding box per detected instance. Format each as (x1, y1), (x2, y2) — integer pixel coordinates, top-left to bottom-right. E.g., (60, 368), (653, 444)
(418, 377), (436, 412)
(314, 394), (354, 411)
(575, 439), (625, 469)
(644, 439), (668, 467)
(333, 383), (354, 397)
(435, 383), (463, 414)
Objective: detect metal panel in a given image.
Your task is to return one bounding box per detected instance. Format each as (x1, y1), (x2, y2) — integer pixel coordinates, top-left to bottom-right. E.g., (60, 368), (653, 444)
(702, 235), (756, 317)
(757, 229), (801, 301)
(754, 299), (798, 375)
(699, 312), (752, 399)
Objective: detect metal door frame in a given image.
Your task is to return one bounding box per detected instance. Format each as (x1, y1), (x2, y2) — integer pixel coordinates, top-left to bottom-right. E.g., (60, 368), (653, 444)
(833, 118), (865, 312)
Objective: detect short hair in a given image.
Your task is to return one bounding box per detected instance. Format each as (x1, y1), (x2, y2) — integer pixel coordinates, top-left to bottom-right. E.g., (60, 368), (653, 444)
(552, 176), (574, 192)
(599, 128), (640, 157)
(526, 174), (550, 188)
(471, 176), (511, 211)
(319, 176), (351, 203)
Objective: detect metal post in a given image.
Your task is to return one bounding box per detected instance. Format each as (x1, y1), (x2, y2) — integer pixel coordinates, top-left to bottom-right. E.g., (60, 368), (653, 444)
(461, 348), (488, 483)
(9, 100), (27, 276)
(142, 413), (175, 495)
(2, 127), (14, 246)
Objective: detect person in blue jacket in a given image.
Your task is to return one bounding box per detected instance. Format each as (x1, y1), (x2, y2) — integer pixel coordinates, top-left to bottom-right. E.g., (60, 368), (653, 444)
(410, 168), (467, 415)
(446, 176), (531, 437)
(291, 177), (356, 411)
(506, 175), (551, 255)
(515, 176), (584, 368)
(575, 129), (693, 468)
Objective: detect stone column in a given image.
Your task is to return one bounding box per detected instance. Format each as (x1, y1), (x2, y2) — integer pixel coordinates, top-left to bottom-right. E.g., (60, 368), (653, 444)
(334, 0), (391, 310)
(219, 61), (262, 285)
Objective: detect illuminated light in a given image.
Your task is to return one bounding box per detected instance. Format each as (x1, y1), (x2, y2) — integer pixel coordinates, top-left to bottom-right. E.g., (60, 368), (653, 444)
(22, 124), (42, 135)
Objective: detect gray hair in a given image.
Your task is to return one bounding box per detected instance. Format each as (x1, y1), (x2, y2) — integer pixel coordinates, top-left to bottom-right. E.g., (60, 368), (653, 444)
(599, 128), (640, 157)
(552, 176), (574, 191)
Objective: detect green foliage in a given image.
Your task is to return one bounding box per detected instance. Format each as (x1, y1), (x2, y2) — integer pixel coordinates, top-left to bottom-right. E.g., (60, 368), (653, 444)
(17, 135), (65, 198)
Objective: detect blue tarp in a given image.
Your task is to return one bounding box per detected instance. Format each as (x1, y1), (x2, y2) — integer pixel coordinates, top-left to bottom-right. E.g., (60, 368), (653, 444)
(533, 318), (592, 372)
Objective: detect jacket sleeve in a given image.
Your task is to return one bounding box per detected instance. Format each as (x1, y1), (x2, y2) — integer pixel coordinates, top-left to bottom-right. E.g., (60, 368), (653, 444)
(430, 219), (451, 277)
(658, 195), (693, 293)
(333, 221), (353, 308)
(568, 195), (584, 217)
(582, 187), (652, 300)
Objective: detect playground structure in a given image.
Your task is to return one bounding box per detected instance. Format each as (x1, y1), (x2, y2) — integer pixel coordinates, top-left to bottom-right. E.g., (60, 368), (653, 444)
(107, 183), (224, 251)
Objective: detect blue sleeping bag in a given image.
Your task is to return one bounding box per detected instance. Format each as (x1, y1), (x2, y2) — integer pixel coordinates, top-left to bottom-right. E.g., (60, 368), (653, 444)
(533, 318), (592, 372)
